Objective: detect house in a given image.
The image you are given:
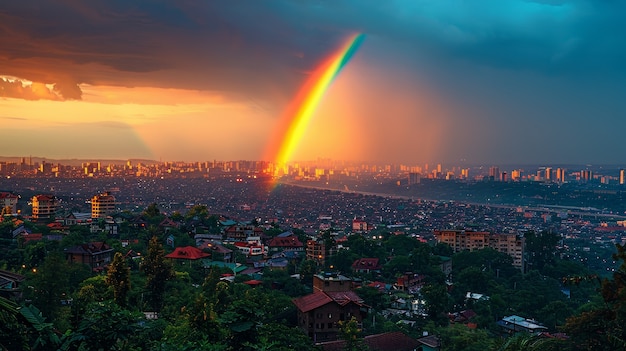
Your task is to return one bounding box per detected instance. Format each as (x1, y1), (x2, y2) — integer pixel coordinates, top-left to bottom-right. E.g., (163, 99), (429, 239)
(0, 192), (18, 214)
(318, 331), (421, 351)
(65, 242), (114, 271)
(497, 315), (548, 335)
(448, 309), (477, 324)
(165, 246), (210, 261)
(352, 218), (368, 232)
(159, 217), (180, 232)
(0, 269), (25, 299)
(351, 258), (382, 274)
(416, 334), (441, 351)
(293, 274), (368, 342)
(395, 272), (425, 294)
(47, 222), (68, 232)
(64, 213), (93, 226)
(233, 241), (267, 260)
(224, 224), (264, 241)
(268, 231), (304, 253)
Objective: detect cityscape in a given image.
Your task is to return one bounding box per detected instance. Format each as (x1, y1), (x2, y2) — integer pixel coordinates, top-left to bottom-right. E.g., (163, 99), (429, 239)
(2, 1), (626, 351)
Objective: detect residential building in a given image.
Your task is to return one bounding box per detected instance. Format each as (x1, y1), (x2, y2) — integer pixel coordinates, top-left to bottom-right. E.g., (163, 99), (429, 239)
(434, 230), (525, 270)
(395, 272), (425, 294)
(91, 192), (116, 219)
(64, 242), (114, 271)
(64, 212), (92, 226)
(268, 231), (304, 253)
(0, 192), (18, 214)
(497, 315), (548, 335)
(224, 224), (264, 241)
(293, 274), (368, 342)
(306, 238), (327, 266)
(352, 218), (368, 232)
(31, 194), (59, 222)
(318, 331), (424, 351)
(351, 257), (382, 274)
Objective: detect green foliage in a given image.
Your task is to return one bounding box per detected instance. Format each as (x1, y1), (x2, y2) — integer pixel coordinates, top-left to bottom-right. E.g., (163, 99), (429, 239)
(496, 332), (562, 351)
(27, 252), (71, 326)
(20, 304), (62, 350)
(105, 252), (131, 306)
(435, 323), (495, 351)
(60, 301), (144, 351)
(141, 236), (175, 311)
(299, 259), (318, 285)
(338, 316), (365, 351)
(0, 296), (29, 351)
(563, 243), (626, 350)
(421, 283), (450, 325)
(524, 230), (561, 271)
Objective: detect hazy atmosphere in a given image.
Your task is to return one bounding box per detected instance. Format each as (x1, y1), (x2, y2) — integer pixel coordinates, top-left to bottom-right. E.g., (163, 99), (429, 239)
(1, 0), (625, 164)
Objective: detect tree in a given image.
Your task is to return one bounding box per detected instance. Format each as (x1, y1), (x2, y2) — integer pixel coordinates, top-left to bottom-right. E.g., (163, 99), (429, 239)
(27, 253), (70, 325)
(60, 301), (143, 351)
(299, 259), (318, 285)
(421, 283), (450, 325)
(0, 296), (29, 351)
(143, 203), (161, 218)
(105, 252), (131, 306)
(338, 316), (365, 351)
(141, 236), (174, 311)
(525, 230), (560, 271)
(497, 332), (561, 351)
(563, 243), (626, 350)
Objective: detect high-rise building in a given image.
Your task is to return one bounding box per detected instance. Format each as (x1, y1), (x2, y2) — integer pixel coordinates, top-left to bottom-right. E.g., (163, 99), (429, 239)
(408, 172), (421, 185)
(91, 192), (116, 219)
(556, 168), (566, 183)
(511, 169), (521, 181)
(489, 166), (500, 181)
(31, 195), (59, 222)
(620, 169), (625, 185)
(545, 167), (552, 181)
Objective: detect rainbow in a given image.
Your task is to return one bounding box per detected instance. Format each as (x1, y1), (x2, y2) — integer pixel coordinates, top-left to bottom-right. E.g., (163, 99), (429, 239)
(265, 33), (365, 167)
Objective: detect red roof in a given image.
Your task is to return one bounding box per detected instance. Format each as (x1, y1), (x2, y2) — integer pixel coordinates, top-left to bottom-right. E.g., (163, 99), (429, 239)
(243, 279), (263, 285)
(0, 192), (18, 199)
(319, 332), (420, 351)
(351, 258), (381, 271)
(268, 234), (303, 248)
(165, 246), (210, 260)
(367, 281), (388, 291)
(22, 233), (43, 243)
(292, 290), (366, 313)
(325, 291), (365, 306)
(292, 291), (333, 312)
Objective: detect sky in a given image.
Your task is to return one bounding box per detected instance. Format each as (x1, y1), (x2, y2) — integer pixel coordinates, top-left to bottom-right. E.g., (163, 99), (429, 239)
(1, 0), (625, 165)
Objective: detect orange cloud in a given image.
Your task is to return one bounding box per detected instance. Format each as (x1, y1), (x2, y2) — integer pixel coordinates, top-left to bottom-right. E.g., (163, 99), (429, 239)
(0, 76), (81, 101)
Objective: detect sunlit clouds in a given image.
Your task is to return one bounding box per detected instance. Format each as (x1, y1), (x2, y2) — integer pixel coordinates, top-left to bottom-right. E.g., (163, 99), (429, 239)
(1, 1), (626, 164)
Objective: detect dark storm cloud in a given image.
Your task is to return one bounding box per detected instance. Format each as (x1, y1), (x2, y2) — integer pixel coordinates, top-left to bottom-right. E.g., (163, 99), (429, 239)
(1, 0), (624, 101)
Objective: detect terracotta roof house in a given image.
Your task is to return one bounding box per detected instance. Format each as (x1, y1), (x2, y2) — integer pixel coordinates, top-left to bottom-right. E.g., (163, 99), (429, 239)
(351, 258), (382, 274)
(293, 274), (368, 342)
(318, 331), (422, 351)
(165, 246), (210, 260)
(65, 242), (114, 271)
(268, 232), (304, 253)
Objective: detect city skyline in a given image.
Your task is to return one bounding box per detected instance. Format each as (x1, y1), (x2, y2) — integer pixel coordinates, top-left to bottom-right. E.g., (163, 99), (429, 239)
(2, 1), (626, 165)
